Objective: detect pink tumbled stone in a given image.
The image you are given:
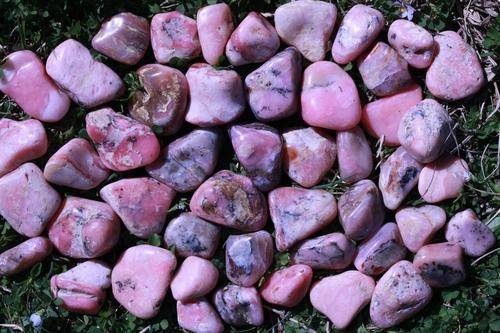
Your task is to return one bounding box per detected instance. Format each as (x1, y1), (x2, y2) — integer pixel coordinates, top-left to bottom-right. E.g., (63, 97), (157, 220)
(213, 285), (264, 326)
(337, 126), (373, 183)
(0, 237), (52, 276)
(197, 3), (234, 65)
(260, 264), (313, 307)
(171, 256), (219, 302)
(301, 61), (361, 130)
(0, 50), (70, 122)
(177, 298), (224, 333)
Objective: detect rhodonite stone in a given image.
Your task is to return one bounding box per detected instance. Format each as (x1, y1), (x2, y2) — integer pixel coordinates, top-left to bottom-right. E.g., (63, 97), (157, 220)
(229, 123), (282, 192)
(0, 163), (60, 237)
(92, 12), (150, 65)
(185, 63), (244, 126)
(112, 245), (177, 319)
(100, 177), (176, 239)
(48, 197), (120, 258)
(170, 256), (219, 301)
(274, 0), (337, 62)
(190, 170), (268, 232)
(310, 271), (375, 329)
(338, 180), (384, 241)
(283, 127), (337, 188)
(213, 285), (264, 326)
(426, 31), (485, 101)
(301, 61), (361, 130)
(260, 264), (313, 307)
(44, 138), (110, 190)
(370, 260), (433, 328)
(177, 298), (224, 333)
(46, 39), (124, 107)
(0, 50), (70, 122)
(225, 230), (273, 287)
(86, 108), (160, 171)
(337, 126), (373, 183)
(130, 64), (188, 135)
(197, 3), (234, 65)
(146, 128), (221, 193)
(332, 4), (385, 64)
(151, 11), (200, 63)
(245, 47), (302, 121)
(0, 237), (52, 276)
(354, 223), (407, 275)
(269, 187), (337, 251)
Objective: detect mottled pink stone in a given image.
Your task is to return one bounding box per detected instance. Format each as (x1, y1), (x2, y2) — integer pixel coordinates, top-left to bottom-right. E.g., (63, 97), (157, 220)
(92, 12), (150, 65)
(274, 0), (337, 62)
(46, 39), (124, 108)
(283, 127), (337, 188)
(0, 50), (70, 122)
(225, 12), (280, 66)
(310, 271), (375, 329)
(197, 3), (234, 65)
(337, 126), (373, 183)
(213, 285), (264, 326)
(171, 256), (219, 301)
(301, 61), (361, 130)
(151, 11), (200, 63)
(370, 260), (432, 328)
(269, 187), (337, 251)
(112, 245), (177, 319)
(332, 4), (385, 64)
(48, 197), (120, 258)
(185, 63), (244, 126)
(86, 108), (160, 171)
(260, 264), (313, 307)
(426, 31), (485, 101)
(100, 177), (176, 239)
(177, 298), (224, 333)
(0, 237), (52, 276)
(51, 260), (111, 315)
(44, 138), (110, 190)
(0, 163), (61, 237)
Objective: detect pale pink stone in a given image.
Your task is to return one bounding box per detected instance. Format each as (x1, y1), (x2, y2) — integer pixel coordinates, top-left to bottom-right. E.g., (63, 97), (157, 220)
(0, 50), (70, 122)
(112, 245), (177, 319)
(337, 126), (373, 183)
(46, 39), (124, 107)
(310, 271), (375, 329)
(301, 61), (361, 130)
(260, 264), (313, 307)
(213, 285), (264, 326)
(171, 256), (219, 301)
(177, 298), (224, 333)
(0, 163), (61, 237)
(0, 237), (52, 276)
(197, 3), (234, 65)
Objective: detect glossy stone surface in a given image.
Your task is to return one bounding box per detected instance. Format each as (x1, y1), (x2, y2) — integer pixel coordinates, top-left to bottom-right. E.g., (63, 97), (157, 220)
(0, 237), (52, 276)
(337, 126), (373, 183)
(171, 256), (219, 301)
(213, 285), (264, 326)
(177, 298), (224, 333)
(197, 3), (234, 65)
(260, 264), (313, 307)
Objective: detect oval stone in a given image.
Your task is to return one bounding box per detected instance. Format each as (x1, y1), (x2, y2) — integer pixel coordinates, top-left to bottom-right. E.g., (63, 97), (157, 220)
(213, 285), (264, 326)
(171, 256), (219, 302)
(260, 264), (313, 307)
(197, 3), (234, 65)
(177, 298), (224, 333)
(0, 237), (52, 276)
(337, 126), (373, 183)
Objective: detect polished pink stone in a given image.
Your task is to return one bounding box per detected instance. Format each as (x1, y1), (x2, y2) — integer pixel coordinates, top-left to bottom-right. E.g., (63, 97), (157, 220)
(0, 163), (60, 237)
(86, 107), (160, 171)
(337, 126), (373, 183)
(0, 237), (52, 276)
(177, 298), (224, 333)
(260, 264), (313, 307)
(171, 256), (219, 301)
(301, 61), (361, 130)
(0, 50), (70, 122)
(197, 3), (234, 65)
(213, 285), (264, 326)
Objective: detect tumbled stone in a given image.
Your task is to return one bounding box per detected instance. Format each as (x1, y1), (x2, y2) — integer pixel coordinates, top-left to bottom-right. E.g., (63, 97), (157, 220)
(226, 12), (280, 66)
(151, 11), (200, 63)
(338, 180), (384, 241)
(310, 271), (375, 329)
(185, 63), (245, 126)
(147, 128), (221, 193)
(190, 170), (268, 232)
(177, 298), (224, 333)
(225, 230), (273, 287)
(48, 197), (120, 258)
(283, 127), (337, 188)
(0, 237), (52, 276)
(337, 126), (373, 183)
(44, 138), (109, 190)
(370, 260), (433, 328)
(100, 177), (175, 239)
(0, 50), (70, 122)
(213, 285), (264, 326)
(301, 61), (361, 130)
(274, 0), (336, 62)
(112, 245), (177, 319)
(229, 123), (282, 192)
(46, 39), (124, 107)
(86, 107), (160, 171)
(395, 205), (446, 252)
(445, 209), (495, 257)
(260, 264), (313, 307)
(130, 64), (188, 135)
(197, 3), (234, 65)
(332, 4), (385, 64)
(426, 31), (485, 101)
(379, 147), (424, 210)
(269, 187), (337, 251)
(0, 163), (60, 237)
(171, 256), (219, 301)
(92, 12), (149, 65)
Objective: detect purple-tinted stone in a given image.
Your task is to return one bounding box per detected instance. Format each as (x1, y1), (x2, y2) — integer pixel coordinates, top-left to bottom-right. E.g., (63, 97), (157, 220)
(337, 126), (373, 183)
(0, 237), (52, 276)
(177, 298), (224, 333)
(213, 285), (264, 326)
(197, 3), (234, 65)
(260, 264), (313, 307)
(171, 256), (219, 301)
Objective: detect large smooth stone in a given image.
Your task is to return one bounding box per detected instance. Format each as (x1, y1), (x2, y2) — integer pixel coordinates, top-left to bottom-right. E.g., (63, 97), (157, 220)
(269, 187), (337, 251)
(171, 256), (219, 302)
(337, 126), (373, 183)
(0, 50), (70, 122)
(213, 285), (264, 326)
(426, 31), (485, 101)
(260, 264), (313, 307)
(46, 39), (124, 107)
(225, 230), (273, 287)
(0, 163), (60, 237)
(197, 3), (234, 65)
(190, 170), (268, 232)
(370, 260), (432, 328)
(274, 0), (336, 62)
(177, 298), (224, 333)
(0, 237), (52, 276)
(86, 107), (160, 171)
